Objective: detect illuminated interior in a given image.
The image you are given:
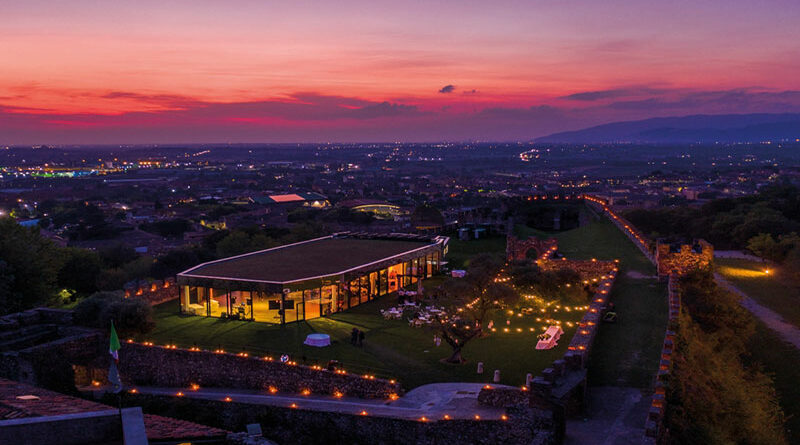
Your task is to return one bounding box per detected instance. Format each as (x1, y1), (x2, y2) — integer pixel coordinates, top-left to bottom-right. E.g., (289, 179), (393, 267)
(179, 240), (444, 324)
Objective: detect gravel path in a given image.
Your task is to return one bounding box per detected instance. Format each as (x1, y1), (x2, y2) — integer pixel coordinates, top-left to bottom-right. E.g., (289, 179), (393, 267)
(715, 273), (800, 349)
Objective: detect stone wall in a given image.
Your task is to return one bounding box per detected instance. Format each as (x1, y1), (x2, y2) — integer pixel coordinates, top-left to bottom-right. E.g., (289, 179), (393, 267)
(114, 392), (561, 445)
(477, 386), (530, 408)
(655, 240), (713, 278)
(643, 273), (680, 443)
(583, 194), (656, 264)
(506, 235), (558, 262)
(124, 277), (179, 306)
(119, 342), (401, 399)
(1, 329), (105, 391)
(0, 308), (105, 393)
(538, 258), (618, 282)
(0, 308), (74, 331)
(0, 409), (126, 445)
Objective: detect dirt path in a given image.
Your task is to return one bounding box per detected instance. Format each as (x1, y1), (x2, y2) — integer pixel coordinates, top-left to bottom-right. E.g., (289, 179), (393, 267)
(715, 274), (800, 349)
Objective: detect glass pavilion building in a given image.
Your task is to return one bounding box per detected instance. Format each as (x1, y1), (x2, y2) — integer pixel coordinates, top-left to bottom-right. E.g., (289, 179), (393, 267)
(177, 232), (448, 324)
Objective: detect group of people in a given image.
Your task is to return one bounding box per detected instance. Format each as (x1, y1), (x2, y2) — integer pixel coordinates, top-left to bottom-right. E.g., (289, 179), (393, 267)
(350, 327), (365, 347)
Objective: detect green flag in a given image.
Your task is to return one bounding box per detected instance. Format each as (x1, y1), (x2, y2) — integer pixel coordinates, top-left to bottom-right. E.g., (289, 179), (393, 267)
(109, 320), (121, 361)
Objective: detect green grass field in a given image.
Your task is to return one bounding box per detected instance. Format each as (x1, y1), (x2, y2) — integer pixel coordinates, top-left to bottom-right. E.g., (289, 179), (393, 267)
(551, 220), (667, 388)
(716, 257), (800, 326)
(143, 294), (583, 390)
(445, 236), (506, 269)
(143, 216), (667, 390)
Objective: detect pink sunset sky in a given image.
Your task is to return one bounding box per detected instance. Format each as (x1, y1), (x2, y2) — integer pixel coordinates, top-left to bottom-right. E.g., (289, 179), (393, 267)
(2, 0), (799, 144)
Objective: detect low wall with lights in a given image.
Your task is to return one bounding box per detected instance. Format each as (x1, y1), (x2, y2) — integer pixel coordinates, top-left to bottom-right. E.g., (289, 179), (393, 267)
(123, 278), (178, 306)
(643, 273), (680, 443)
(479, 267), (618, 416)
(583, 194), (656, 265)
(118, 341), (401, 399)
(111, 392), (562, 445)
(527, 267), (618, 414)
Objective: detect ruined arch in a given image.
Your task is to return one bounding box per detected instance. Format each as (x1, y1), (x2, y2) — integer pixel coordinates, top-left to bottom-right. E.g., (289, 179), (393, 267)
(506, 235), (558, 262)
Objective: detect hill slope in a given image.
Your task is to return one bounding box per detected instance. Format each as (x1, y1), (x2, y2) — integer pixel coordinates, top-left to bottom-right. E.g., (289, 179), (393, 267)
(537, 113), (800, 143)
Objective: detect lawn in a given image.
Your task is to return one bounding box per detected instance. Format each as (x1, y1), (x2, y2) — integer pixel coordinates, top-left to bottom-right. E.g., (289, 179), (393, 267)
(445, 236), (506, 269)
(716, 257), (800, 326)
(143, 289), (584, 390)
(553, 219), (667, 388)
(142, 216), (666, 391)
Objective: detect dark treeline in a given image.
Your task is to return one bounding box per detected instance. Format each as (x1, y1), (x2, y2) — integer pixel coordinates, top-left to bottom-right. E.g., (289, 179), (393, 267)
(0, 217), (325, 316)
(666, 269), (786, 444)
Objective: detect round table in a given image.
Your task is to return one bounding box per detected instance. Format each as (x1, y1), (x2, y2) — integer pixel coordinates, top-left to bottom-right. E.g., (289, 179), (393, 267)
(303, 333), (331, 347)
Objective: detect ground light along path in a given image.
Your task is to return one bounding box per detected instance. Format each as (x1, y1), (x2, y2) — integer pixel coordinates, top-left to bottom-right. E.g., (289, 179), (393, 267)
(128, 383), (510, 421)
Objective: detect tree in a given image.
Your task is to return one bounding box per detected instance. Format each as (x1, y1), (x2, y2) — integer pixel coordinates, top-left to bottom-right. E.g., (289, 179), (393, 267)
(427, 254), (517, 363)
(783, 247), (800, 284)
(98, 243), (139, 268)
(139, 219), (191, 238)
(411, 204), (445, 227)
(510, 261), (588, 304)
(215, 230), (275, 257)
(150, 247), (203, 279)
(0, 218), (63, 314)
(747, 233), (779, 260)
(57, 248), (102, 296)
(666, 269), (787, 444)
(74, 291), (155, 336)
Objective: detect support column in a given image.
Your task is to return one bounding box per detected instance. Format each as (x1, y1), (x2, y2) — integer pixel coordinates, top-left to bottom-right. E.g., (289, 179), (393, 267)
(280, 289), (287, 325)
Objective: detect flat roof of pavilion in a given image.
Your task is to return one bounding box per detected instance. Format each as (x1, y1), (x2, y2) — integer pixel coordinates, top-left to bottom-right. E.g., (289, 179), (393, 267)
(178, 233), (444, 284)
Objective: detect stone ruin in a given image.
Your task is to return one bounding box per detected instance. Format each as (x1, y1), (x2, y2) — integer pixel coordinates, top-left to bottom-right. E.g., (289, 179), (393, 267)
(655, 239), (713, 278)
(506, 235), (558, 262)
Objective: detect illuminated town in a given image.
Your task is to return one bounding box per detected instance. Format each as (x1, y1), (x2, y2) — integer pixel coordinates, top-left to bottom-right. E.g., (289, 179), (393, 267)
(1, 2), (799, 445)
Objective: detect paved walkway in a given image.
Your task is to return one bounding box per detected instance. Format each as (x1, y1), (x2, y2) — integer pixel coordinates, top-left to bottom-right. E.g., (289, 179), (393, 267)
(715, 274), (800, 349)
(714, 250), (766, 262)
(565, 387), (650, 445)
(133, 383), (508, 421)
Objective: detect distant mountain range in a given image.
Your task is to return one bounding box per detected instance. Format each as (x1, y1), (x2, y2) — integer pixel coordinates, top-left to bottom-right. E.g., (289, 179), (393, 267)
(537, 113), (800, 143)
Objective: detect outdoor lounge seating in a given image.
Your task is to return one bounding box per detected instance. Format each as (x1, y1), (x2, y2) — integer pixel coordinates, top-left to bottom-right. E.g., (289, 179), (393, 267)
(536, 325), (563, 350)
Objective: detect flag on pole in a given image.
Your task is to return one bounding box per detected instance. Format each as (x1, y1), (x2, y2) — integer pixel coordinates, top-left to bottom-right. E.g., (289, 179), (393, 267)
(108, 320), (123, 393)
(109, 320), (121, 362)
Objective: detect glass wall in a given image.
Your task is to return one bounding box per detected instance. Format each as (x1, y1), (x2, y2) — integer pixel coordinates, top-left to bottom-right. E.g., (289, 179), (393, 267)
(369, 272), (379, 299)
(181, 286), (208, 316)
(303, 288), (320, 320)
(209, 288), (226, 317)
(252, 291), (282, 323)
(229, 290), (251, 320)
(285, 290), (303, 323)
(179, 248), (443, 324)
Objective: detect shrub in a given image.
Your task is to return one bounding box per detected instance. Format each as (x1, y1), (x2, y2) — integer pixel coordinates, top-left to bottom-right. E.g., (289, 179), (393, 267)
(74, 291), (154, 336)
